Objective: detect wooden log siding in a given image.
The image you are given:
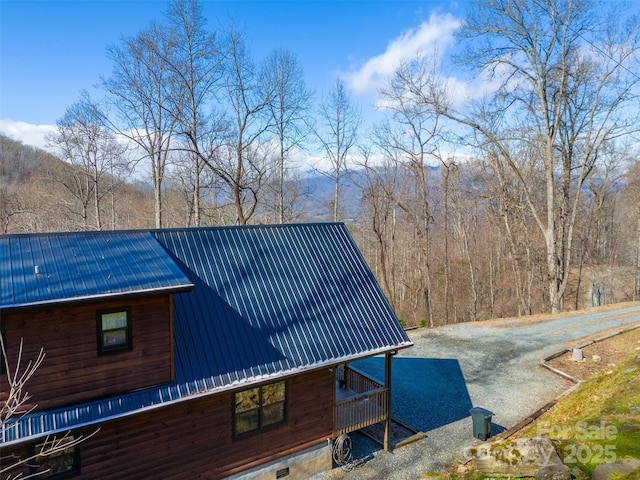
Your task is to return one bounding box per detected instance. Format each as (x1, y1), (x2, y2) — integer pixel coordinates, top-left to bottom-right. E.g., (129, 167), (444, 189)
(0, 295), (174, 410)
(0, 368), (335, 480)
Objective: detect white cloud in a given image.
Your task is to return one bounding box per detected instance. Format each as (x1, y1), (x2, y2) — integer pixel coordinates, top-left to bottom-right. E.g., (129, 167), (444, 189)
(0, 120), (56, 151)
(346, 12), (461, 97)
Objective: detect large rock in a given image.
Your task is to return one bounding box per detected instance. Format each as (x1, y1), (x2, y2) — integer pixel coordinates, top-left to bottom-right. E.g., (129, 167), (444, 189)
(470, 437), (563, 477)
(535, 463), (571, 480)
(592, 458), (640, 480)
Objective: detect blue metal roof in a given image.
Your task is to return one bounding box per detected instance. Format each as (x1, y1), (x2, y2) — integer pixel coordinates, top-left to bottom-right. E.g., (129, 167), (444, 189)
(1, 223), (412, 446)
(155, 223), (412, 384)
(0, 231), (193, 309)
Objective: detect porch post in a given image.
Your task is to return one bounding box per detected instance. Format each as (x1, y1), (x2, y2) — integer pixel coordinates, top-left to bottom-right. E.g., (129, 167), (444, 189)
(383, 351), (394, 451)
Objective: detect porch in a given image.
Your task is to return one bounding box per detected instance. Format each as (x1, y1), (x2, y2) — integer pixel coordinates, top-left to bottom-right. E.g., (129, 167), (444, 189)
(334, 362), (391, 449)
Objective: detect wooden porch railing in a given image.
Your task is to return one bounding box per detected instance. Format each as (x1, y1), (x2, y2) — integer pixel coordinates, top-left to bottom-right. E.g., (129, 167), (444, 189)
(337, 364), (382, 393)
(334, 365), (389, 436)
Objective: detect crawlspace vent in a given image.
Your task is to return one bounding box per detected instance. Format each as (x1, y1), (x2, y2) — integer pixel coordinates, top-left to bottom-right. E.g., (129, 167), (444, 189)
(276, 467), (290, 478)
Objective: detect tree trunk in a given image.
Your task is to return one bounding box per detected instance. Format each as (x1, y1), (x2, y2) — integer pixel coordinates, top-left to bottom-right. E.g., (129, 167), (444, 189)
(153, 168), (163, 229)
(443, 167), (450, 324)
(93, 168), (102, 231)
(333, 169), (340, 222)
(193, 153), (201, 227)
(636, 210), (640, 300)
(278, 146), (285, 224)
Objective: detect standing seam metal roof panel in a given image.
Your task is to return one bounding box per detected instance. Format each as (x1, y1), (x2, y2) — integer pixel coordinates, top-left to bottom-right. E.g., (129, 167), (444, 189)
(152, 223), (412, 385)
(259, 227), (311, 366)
(227, 229), (271, 378)
(297, 225), (352, 356)
(0, 231), (193, 309)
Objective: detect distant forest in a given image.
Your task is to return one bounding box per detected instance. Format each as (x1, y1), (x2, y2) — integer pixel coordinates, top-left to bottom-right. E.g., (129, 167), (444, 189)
(2, 132), (639, 326)
(2, 0), (640, 326)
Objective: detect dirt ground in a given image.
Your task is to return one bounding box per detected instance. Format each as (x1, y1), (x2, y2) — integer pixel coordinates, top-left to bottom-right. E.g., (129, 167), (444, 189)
(359, 419), (418, 448)
(545, 326), (640, 381)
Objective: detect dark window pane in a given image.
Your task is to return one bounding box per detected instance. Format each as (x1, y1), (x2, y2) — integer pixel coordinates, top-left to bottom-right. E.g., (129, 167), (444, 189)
(262, 382), (285, 405)
(33, 436), (78, 478)
(235, 388), (260, 413)
(262, 402), (284, 426)
(98, 309), (131, 354)
(234, 381), (287, 438)
(103, 329), (127, 348)
(235, 409), (259, 434)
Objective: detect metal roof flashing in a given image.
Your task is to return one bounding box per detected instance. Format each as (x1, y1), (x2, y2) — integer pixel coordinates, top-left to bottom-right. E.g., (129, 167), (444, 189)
(0, 284), (194, 312)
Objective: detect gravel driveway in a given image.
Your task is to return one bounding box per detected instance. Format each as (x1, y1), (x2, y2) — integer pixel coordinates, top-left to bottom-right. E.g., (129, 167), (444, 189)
(312, 304), (640, 480)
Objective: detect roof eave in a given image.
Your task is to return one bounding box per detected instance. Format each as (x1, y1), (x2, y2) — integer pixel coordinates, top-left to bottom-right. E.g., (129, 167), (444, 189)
(0, 284), (195, 311)
(0, 340), (413, 448)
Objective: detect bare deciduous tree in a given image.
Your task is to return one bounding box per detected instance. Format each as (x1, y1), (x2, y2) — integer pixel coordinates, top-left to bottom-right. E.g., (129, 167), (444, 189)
(373, 58), (449, 326)
(214, 28), (273, 225)
(0, 335), (97, 480)
(161, 0), (226, 227)
(103, 23), (178, 228)
(350, 144), (400, 306)
(315, 78), (361, 222)
(262, 48), (313, 223)
(48, 92), (129, 231)
(401, 0), (640, 313)
(0, 186), (26, 234)
(619, 159), (640, 300)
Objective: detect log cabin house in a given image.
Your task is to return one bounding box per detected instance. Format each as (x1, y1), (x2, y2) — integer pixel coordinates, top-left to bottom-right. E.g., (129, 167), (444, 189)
(0, 223), (412, 480)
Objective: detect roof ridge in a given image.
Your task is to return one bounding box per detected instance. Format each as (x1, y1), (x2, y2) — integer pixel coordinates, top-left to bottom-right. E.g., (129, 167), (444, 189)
(0, 222), (345, 239)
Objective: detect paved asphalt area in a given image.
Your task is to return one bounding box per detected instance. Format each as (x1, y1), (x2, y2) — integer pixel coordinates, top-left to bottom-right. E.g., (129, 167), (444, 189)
(311, 304), (640, 480)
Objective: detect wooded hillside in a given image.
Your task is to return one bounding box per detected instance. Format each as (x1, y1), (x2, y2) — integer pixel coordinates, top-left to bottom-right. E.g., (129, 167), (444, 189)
(2, 0), (640, 326)
(2, 133), (639, 326)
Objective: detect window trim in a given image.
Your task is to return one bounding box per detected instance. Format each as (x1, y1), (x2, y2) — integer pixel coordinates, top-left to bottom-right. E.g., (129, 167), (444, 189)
(30, 435), (80, 479)
(233, 380), (287, 439)
(96, 308), (132, 355)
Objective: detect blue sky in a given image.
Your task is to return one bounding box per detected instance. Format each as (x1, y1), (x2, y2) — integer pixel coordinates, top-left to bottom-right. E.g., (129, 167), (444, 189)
(0, 0), (466, 149)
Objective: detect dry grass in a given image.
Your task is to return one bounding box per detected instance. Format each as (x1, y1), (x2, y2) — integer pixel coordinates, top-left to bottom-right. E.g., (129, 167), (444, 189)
(464, 301), (640, 328)
(519, 329), (640, 476)
(436, 326), (640, 480)
(546, 327), (640, 381)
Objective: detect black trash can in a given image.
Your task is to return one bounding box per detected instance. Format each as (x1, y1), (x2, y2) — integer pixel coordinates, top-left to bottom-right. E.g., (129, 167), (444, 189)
(469, 407), (493, 440)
